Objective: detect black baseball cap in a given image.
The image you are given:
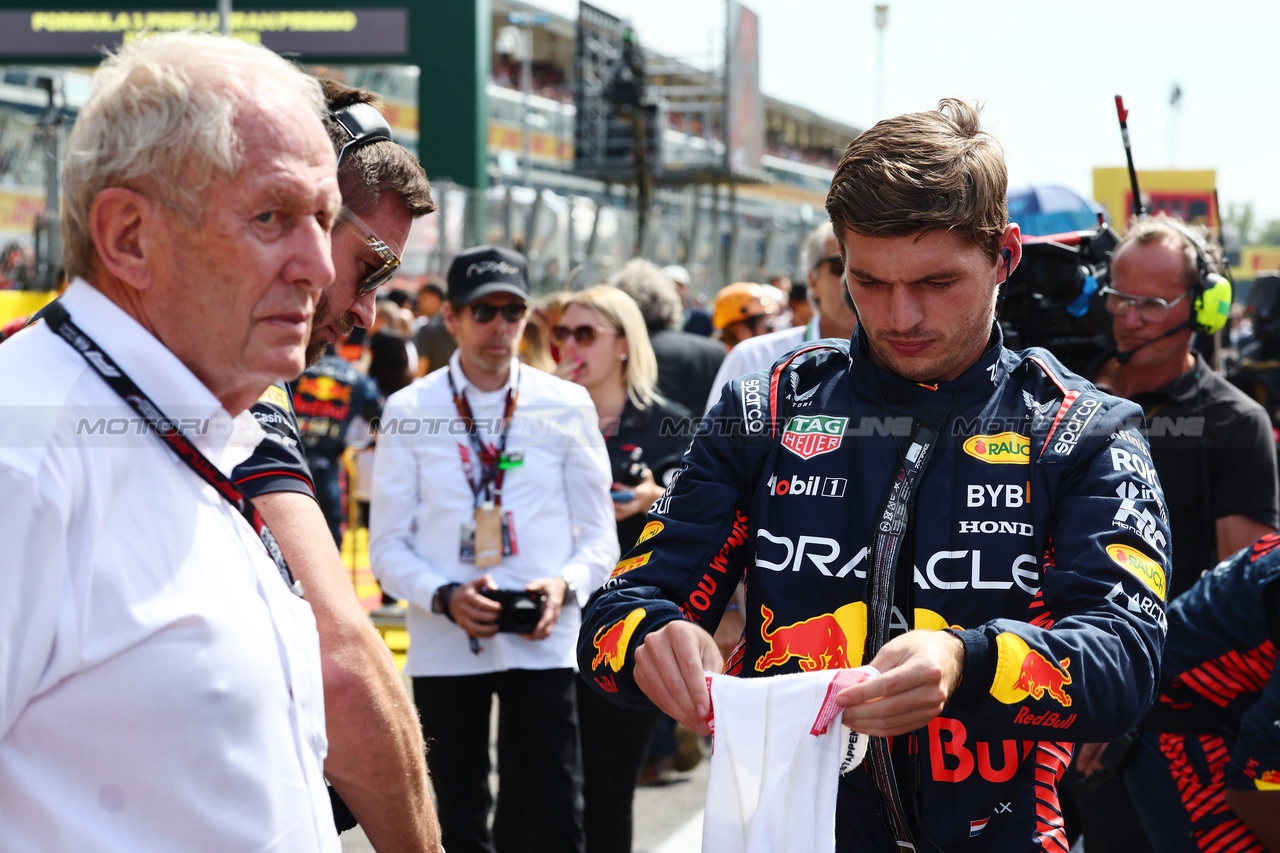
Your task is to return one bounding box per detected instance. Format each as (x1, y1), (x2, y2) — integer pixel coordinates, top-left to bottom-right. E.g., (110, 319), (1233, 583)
(446, 245), (529, 305)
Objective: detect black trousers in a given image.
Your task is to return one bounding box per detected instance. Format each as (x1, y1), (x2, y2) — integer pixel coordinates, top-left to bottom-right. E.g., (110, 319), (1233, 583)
(414, 669), (585, 853)
(575, 678), (661, 853)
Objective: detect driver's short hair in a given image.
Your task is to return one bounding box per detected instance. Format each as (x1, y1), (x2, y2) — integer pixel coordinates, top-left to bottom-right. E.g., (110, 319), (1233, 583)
(825, 98), (1008, 262)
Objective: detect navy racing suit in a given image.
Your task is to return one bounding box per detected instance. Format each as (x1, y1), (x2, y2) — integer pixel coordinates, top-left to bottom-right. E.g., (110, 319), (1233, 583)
(578, 328), (1171, 852)
(1121, 532), (1280, 852)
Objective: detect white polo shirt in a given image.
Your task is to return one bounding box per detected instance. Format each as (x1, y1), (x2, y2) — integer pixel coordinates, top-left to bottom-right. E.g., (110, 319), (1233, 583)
(0, 280), (336, 852)
(370, 350), (619, 677)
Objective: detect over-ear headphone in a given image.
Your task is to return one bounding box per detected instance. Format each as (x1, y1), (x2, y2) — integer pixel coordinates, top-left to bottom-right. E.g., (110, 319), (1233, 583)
(1162, 218), (1232, 335)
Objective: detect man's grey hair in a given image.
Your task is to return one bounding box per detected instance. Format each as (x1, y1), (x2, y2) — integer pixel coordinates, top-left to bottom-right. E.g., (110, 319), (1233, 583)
(1115, 214), (1223, 291)
(608, 258), (683, 332)
(62, 32), (326, 282)
(803, 221), (836, 273)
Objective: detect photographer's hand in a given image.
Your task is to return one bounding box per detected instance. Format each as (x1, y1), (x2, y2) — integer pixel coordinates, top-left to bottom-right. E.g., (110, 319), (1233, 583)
(450, 575), (501, 638)
(524, 576), (568, 640)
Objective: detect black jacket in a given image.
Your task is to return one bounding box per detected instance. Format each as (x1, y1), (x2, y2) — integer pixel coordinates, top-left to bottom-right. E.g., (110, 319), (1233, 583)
(579, 328), (1170, 851)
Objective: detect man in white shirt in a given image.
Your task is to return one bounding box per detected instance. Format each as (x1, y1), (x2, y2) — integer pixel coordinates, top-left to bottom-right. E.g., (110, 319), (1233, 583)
(0, 34), (340, 852)
(704, 221), (859, 414)
(371, 245), (618, 853)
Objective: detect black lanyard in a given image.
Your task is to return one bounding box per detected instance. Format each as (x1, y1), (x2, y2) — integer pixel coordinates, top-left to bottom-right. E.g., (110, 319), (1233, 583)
(863, 422), (937, 850)
(42, 301), (300, 596)
(446, 366), (519, 507)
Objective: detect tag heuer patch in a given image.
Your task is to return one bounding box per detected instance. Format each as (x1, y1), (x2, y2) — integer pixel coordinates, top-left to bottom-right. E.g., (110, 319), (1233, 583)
(781, 415), (848, 459)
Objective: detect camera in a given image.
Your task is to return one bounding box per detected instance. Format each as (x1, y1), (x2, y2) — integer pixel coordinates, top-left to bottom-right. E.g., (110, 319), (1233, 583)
(1001, 225), (1120, 375)
(611, 445), (650, 503)
(480, 588), (547, 634)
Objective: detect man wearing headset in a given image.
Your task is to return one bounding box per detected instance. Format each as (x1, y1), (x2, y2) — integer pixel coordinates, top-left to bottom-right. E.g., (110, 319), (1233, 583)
(1066, 217), (1279, 852)
(1090, 216), (1277, 599)
(579, 100), (1170, 852)
(231, 77), (442, 851)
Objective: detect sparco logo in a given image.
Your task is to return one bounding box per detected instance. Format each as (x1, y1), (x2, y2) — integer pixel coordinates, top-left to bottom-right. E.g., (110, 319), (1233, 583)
(740, 378), (765, 434)
(1052, 397), (1101, 455)
(466, 260), (520, 278)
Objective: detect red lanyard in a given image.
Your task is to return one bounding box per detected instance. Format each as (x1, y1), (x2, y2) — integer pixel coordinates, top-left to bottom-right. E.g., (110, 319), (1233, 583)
(41, 300), (301, 596)
(447, 366), (519, 507)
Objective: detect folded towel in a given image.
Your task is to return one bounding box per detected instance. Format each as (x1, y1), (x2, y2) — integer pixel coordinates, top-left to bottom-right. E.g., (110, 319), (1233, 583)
(701, 666), (878, 853)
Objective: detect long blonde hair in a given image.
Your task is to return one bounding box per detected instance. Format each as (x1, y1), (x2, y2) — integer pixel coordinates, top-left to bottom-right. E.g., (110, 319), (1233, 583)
(564, 285), (659, 409)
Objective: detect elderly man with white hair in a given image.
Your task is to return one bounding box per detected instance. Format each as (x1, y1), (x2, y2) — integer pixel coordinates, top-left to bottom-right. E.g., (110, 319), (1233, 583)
(0, 34), (341, 851)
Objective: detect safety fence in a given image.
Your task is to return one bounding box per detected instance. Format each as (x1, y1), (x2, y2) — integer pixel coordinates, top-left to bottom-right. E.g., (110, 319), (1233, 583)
(405, 179), (822, 300)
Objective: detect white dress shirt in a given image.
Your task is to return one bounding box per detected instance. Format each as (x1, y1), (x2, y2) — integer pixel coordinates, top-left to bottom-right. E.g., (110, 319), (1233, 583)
(0, 280), (336, 852)
(370, 350), (619, 676)
(705, 317), (821, 414)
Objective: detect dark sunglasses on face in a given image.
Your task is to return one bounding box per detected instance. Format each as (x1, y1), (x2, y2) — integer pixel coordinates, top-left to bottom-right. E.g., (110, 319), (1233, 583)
(469, 301), (529, 323)
(338, 205), (400, 296)
(813, 254), (844, 277)
(549, 324), (620, 346)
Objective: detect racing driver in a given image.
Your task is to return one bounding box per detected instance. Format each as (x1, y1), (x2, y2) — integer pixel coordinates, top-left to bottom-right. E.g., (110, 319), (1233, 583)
(577, 99), (1171, 852)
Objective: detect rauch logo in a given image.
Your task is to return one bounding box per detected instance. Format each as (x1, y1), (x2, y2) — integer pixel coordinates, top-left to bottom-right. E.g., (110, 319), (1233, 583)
(781, 415), (848, 460)
(962, 432), (1030, 465)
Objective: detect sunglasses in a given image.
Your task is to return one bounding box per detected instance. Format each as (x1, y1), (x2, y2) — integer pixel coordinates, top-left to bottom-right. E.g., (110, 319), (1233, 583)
(550, 324), (620, 346)
(332, 102), (393, 168)
(813, 254), (844, 277)
(1099, 286), (1192, 323)
(469, 302), (529, 323)
(338, 206), (400, 296)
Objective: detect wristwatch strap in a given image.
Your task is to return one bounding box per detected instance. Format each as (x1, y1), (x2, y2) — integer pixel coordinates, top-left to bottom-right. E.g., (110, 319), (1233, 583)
(433, 583), (461, 622)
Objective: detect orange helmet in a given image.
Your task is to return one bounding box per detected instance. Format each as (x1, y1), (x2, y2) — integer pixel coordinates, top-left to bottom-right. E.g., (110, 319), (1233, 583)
(712, 282), (778, 330)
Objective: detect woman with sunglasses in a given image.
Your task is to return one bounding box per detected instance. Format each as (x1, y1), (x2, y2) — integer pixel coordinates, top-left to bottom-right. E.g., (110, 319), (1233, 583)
(551, 285), (694, 853)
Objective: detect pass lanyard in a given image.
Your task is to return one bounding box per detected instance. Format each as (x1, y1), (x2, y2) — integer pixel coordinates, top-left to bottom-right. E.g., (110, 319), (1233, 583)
(447, 366), (519, 508)
(863, 422), (938, 849)
(41, 301), (300, 595)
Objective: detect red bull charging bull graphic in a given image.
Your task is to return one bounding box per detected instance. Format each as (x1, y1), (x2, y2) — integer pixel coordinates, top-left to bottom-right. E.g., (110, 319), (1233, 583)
(591, 607), (647, 673)
(990, 632), (1073, 708)
(296, 374), (353, 404)
(754, 602), (866, 672)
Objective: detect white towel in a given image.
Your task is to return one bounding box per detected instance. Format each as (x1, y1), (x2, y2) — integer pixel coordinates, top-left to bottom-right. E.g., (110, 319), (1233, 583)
(701, 667), (877, 853)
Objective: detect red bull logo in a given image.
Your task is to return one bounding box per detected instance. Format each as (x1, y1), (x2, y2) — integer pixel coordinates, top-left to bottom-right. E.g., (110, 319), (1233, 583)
(962, 432), (1030, 465)
(755, 602), (866, 672)
(591, 608), (647, 672)
(1257, 769), (1280, 790)
(1013, 652), (1072, 706)
(989, 633), (1073, 708)
(296, 374), (352, 403)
